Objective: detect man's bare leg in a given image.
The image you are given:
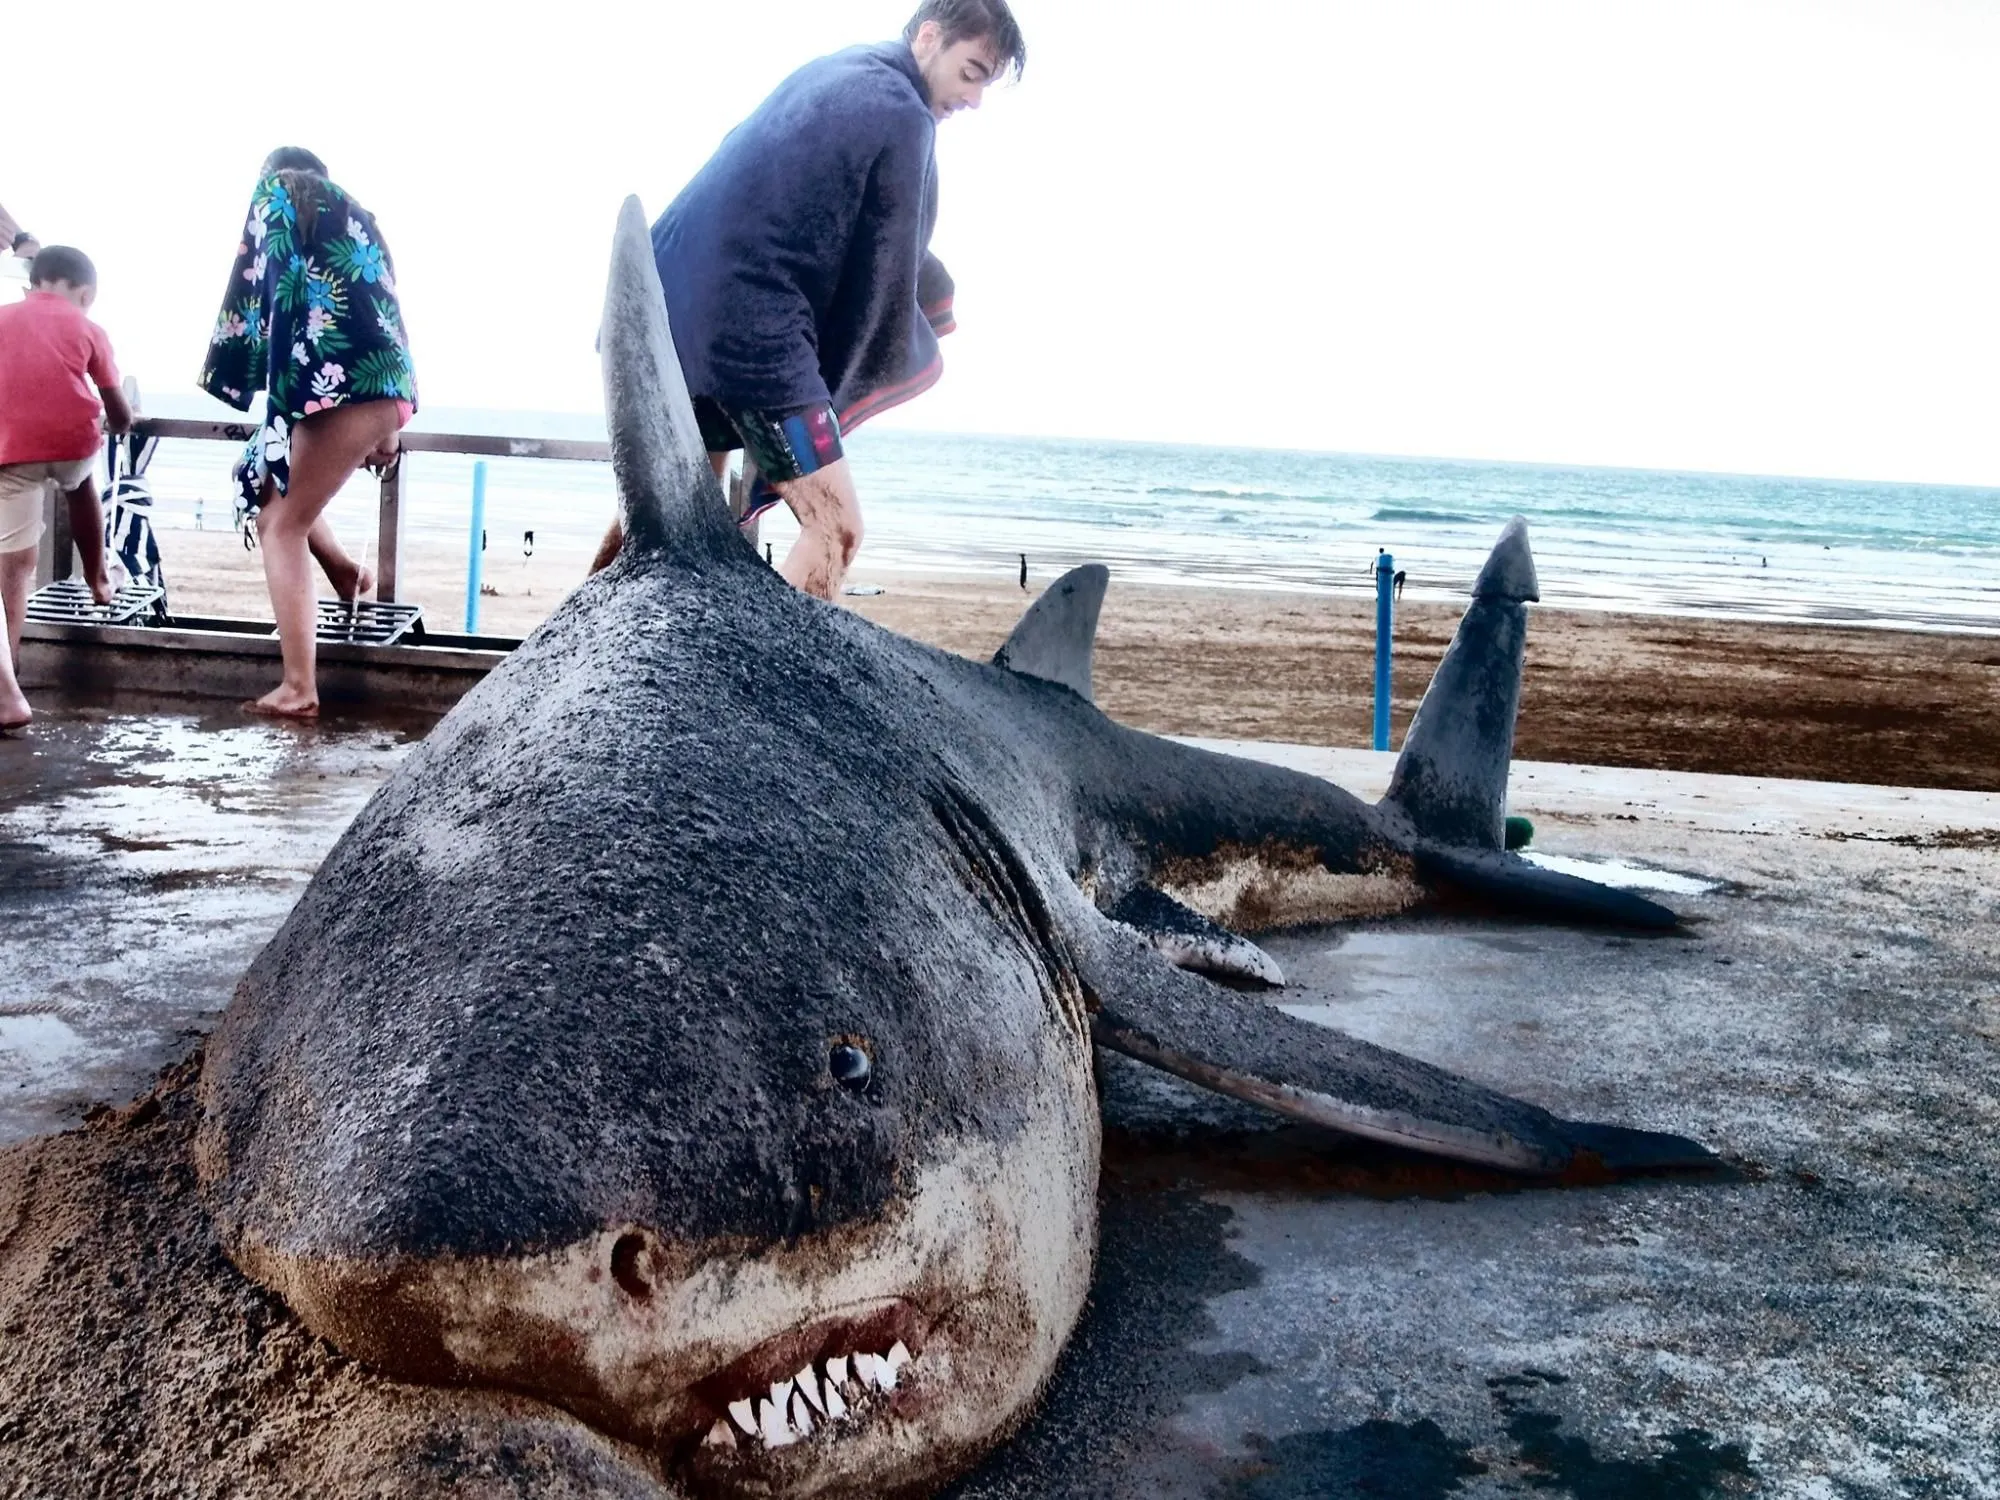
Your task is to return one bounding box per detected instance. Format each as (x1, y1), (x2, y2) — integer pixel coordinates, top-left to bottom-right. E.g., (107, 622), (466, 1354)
(250, 401), (404, 719)
(0, 546), (35, 728)
(63, 478), (115, 606)
(588, 451), (732, 574)
(774, 459), (863, 601)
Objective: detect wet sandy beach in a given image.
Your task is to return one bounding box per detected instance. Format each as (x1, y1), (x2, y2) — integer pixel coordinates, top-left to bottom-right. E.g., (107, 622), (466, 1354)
(141, 533), (2000, 793)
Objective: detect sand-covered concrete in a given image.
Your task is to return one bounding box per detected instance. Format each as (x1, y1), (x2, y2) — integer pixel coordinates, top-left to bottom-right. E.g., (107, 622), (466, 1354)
(3, 712), (1997, 1496)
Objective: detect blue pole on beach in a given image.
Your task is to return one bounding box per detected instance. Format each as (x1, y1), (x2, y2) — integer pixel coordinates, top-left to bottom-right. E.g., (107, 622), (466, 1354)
(1373, 550), (1395, 752)
(466, 461), (488, 634)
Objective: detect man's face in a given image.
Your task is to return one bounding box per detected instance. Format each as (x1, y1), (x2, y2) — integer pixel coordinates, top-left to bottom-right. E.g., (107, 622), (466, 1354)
(911, 21), (1004, 121)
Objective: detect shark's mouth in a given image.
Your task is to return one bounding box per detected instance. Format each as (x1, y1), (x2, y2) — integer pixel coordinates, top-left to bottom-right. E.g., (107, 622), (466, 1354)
(677, 1298), (931, 1466)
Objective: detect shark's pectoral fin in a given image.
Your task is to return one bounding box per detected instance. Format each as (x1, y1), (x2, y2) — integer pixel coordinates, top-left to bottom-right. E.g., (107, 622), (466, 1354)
(1107, 885), (1285, 988)
(1417, 847), (1680, 931)
(993, 565), (1109, 700)
(1079, 925), (1716, 1176)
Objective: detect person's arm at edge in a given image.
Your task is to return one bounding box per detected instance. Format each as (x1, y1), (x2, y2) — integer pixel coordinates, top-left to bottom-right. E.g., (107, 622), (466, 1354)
(91, 328), (132, 434)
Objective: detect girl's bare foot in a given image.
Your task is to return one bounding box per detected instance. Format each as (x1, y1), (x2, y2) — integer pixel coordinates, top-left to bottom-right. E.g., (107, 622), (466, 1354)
(329, 562), (375, 604)
(245, 687), (319, 720)
(0, 696), (30, 732)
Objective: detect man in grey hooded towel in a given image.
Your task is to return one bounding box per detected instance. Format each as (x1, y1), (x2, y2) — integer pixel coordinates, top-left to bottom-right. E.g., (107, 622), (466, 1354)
(593, 0), (1025, 599)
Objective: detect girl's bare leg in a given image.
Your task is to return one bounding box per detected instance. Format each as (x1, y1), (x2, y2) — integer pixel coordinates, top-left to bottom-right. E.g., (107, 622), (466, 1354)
(588, 451), (732, 575)
(250, 402), (403, 718)
(0, 546), (33, 728)
(308, 518), (374, 602)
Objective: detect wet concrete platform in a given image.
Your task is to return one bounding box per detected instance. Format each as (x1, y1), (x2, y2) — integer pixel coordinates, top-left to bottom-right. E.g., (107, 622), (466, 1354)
(3, 707), (1998, 1495)
(0, 693), (434, 1144)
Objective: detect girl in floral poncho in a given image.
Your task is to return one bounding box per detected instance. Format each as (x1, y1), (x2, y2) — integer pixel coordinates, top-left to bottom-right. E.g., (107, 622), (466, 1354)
(199, 147), (418, 718)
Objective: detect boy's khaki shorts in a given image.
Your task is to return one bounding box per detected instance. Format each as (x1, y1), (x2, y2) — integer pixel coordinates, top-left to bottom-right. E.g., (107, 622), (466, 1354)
(0, 457), (95, 554)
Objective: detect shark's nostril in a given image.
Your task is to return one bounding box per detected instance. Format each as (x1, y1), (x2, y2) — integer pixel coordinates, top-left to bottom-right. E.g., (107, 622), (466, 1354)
(610, 1232), (651, 1300)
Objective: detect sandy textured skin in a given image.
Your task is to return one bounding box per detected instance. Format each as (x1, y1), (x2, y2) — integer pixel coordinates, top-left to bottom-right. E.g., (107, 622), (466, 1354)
(196, 198), (1717, 1498)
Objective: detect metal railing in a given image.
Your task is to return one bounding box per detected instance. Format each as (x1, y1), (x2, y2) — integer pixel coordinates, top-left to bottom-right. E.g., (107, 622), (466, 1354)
(36, 414), (757, 605)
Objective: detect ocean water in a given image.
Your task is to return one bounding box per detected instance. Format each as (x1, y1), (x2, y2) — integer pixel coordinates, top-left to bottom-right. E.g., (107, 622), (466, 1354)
(133, 417), (2000, 632)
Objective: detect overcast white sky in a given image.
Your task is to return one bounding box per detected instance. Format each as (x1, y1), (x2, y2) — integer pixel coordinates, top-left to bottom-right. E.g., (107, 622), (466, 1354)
(6, 0), (1997, 486)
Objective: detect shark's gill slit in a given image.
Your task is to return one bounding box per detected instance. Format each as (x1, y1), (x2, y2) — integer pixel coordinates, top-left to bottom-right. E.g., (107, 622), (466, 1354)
(929, 783), (1076, 1015)
(610, 1231), (651, 1300)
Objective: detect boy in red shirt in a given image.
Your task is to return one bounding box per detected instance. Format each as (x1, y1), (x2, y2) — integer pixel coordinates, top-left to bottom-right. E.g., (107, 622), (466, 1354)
(0, 245), (133, 729)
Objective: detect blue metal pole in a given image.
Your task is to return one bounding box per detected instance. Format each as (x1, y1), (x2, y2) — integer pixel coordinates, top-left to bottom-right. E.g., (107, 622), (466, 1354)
(1373, 550), (1394, 751)
(466, 461), (488, 634)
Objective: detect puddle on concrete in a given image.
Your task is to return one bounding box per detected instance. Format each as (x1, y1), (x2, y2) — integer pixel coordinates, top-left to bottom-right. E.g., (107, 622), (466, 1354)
(0, 698), (428, 1143)
(88, 717), (294, 786)
(1522, 850), (1719, 896)
(0, 1012), (87, 1074)
(1272, 929), (1535, 1027)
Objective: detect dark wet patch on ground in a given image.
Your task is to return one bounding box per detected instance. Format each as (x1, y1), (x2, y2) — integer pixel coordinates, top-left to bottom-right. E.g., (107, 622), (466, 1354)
(944, 1192), (1262, 1499)
(1486, 1372), (1756, 1497)
(1225, 1419), (1487, 1498)
(0, 839), (93, 898)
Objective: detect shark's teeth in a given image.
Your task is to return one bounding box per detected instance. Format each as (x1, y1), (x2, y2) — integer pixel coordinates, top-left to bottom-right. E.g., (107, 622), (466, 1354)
(796, 1366), (827, 1417)
(717, 1343), (918, 1452)
(758, 1398), (795, 1448)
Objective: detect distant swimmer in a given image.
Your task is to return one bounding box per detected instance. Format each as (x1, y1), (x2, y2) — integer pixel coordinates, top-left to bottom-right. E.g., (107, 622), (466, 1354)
(1020, 552), (1028, 590)
(591, 0), (1028, 601)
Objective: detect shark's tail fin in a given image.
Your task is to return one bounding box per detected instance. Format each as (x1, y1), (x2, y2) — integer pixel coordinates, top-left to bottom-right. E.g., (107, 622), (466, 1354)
(1383, 517), (1539, 849)
(600, 196), (736, 560)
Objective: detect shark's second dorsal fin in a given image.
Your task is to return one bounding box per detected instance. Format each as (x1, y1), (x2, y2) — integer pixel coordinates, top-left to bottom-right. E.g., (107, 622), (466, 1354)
(600, 196), (735, 559)
(1383, 516), (1538, 848)
(993, 565), (1109, 701)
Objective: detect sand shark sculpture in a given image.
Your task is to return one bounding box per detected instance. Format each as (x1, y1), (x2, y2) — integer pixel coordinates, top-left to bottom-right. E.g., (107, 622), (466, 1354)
(196, 199), (1716, 1498)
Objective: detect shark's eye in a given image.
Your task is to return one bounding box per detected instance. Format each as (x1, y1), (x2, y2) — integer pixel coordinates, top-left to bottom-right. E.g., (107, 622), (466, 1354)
(829, 1043), (873, 1090)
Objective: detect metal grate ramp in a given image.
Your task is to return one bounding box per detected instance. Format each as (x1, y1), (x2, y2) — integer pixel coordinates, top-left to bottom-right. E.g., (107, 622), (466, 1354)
(311, 599), (425, 647)
(25, 578), (166, 626)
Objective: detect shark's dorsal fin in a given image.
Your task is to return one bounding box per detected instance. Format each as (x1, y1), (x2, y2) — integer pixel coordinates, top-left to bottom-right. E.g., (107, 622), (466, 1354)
(1383, 516), (1537, 848)
(600, 196), (735, 559)
(993, 565), (1109, 701)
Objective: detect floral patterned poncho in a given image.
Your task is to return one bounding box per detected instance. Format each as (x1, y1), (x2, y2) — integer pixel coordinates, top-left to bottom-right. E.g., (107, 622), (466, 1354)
(199, 173), (417, 519)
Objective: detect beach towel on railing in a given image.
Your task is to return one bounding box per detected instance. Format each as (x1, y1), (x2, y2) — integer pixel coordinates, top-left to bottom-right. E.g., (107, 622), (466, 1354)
(105, 474), (168, 619)
(198, 171), (417, 520)
(651, 40), (956, 432)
